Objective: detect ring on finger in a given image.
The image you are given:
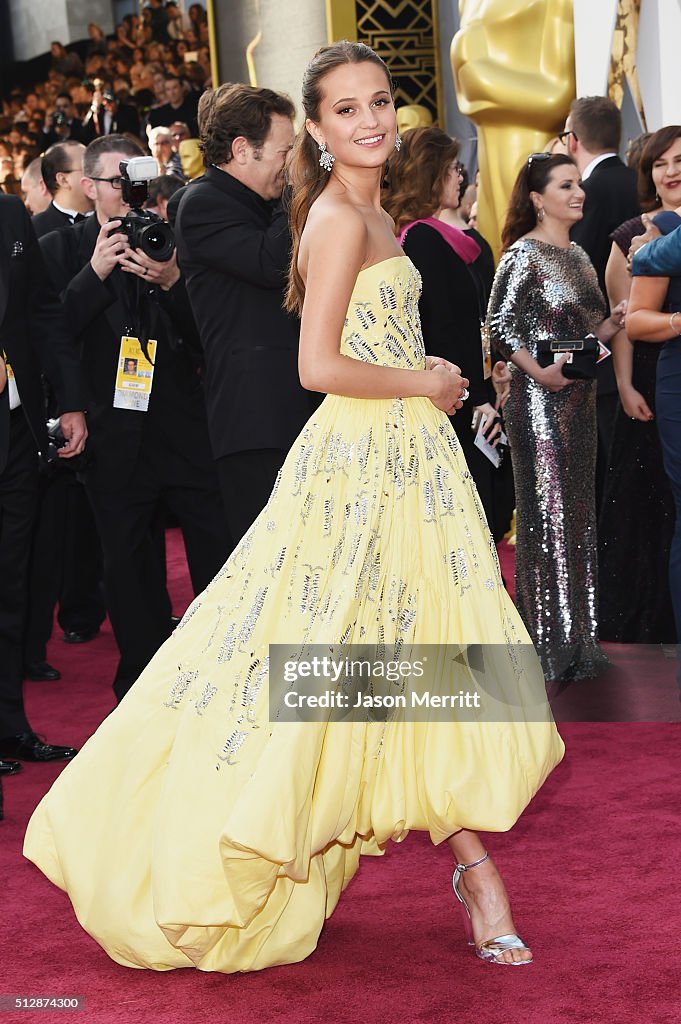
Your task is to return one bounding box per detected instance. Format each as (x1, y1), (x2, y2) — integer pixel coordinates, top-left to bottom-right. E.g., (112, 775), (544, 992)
(461, 388), (469, 401)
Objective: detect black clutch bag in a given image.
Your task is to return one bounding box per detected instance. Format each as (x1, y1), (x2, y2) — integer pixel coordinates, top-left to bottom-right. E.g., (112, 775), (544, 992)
(536, 335), (599, 380)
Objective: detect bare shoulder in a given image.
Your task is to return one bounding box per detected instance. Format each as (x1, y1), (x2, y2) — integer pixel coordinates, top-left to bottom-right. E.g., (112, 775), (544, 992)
(299, 194), (368, 282)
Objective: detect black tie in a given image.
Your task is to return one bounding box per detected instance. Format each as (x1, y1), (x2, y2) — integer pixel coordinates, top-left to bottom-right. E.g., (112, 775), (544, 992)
(72, 213), (85, 224)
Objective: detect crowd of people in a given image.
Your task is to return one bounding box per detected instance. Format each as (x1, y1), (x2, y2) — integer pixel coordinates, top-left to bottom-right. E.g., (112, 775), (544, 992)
(0, 4), (210, 201)
(1, 24), (680, 977)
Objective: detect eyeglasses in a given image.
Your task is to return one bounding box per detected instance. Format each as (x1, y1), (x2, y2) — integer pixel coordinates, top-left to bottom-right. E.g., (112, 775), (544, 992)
(558, 129), (577, 145)
(87, 175), (123, 189)
(526, 152), (551, 168)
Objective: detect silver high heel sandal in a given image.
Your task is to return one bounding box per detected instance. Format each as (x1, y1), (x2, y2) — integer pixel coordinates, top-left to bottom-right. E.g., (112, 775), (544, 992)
(452, 851), (533, 966)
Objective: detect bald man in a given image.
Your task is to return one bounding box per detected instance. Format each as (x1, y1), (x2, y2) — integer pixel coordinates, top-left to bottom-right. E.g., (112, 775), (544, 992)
(20, 159), (51, 216)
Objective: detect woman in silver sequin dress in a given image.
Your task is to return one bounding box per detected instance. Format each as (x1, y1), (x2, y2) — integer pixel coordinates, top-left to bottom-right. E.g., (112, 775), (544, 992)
(487, 154), (625, 682)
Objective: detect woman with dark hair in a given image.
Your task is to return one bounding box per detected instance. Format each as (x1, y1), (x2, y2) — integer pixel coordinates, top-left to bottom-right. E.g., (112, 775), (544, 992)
(382, 127), (499, 527)
(26, 43), (564, 974)
(487, 153), (625, 682)
(598, 126), (681, 643)
(627, 205), (681, 681)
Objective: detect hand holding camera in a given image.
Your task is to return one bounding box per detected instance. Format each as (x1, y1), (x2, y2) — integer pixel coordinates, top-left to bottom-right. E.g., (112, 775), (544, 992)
(119, 247), (181, 290)
(91, 219), (129, 281)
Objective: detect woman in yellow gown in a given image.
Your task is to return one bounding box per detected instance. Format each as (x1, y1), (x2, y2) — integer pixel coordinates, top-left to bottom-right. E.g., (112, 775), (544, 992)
(24, 42), (564, 972)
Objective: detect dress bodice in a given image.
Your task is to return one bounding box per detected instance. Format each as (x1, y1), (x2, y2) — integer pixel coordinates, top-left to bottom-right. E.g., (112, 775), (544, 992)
(486, 239), (605, 361)
(340, 255), (426, 370)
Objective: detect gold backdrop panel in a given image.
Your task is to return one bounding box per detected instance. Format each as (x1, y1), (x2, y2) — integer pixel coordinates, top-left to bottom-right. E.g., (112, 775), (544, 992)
(327, 0), (444, 125)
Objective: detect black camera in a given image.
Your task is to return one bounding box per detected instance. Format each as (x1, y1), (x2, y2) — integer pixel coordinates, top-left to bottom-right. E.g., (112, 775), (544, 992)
(53, 110), (68, 127)
(110, 157), (175, 262)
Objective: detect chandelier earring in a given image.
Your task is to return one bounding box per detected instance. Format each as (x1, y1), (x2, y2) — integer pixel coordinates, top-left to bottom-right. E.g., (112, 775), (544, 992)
(318, 141), (335, 173)
(395, 133), (402, 152)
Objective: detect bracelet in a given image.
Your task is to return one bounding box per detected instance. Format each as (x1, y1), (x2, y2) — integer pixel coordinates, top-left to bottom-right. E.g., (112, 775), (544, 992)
(671, 312), (681, 336)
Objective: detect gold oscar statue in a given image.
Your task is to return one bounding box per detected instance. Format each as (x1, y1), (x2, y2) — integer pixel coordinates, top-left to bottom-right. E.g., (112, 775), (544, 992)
(396, 105), (434, 134)
(452, 0), (575, 258)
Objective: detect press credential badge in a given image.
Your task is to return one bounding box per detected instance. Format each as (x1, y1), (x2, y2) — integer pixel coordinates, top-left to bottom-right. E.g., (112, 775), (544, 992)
(114, 336), (157, 411)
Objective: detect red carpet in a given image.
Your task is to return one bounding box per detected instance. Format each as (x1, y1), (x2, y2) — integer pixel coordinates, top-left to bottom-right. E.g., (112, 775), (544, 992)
(2, 533), (679, 1023)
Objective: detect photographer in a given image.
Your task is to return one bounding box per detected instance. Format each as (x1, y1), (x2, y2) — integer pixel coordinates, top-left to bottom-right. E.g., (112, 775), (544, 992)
(40, 94), (84, 149)
(39, 135), (229, 702)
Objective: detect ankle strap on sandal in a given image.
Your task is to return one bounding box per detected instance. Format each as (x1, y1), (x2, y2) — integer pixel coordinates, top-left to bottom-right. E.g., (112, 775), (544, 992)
(455, 850), (489, 872)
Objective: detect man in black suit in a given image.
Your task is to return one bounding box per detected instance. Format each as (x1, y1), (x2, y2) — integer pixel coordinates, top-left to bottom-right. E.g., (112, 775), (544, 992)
(39, 135), (229, 702)
(0, 194), (87, 767)
(24, 141), (102, 680)
(81, 87), (141, 143)
(562, 96), (640, 505)
(173, 83), (317, 546)
(32, 141), (93, 239)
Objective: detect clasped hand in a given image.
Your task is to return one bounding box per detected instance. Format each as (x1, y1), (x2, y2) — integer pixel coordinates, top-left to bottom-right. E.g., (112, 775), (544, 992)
(426, 355), (468, 416)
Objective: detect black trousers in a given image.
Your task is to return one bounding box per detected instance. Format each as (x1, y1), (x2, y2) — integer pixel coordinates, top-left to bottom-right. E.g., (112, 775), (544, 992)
(215, 448), (287, 549)
(85, 430), (230, 703)
(23, 471), (105, 664)
(0, 411), (39, 736)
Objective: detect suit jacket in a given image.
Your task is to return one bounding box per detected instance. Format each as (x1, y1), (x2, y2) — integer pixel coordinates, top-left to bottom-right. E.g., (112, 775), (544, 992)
(39, 215), (209, 486)
(570, 155), (640, 396)
(81, 103), (141, 143)
(172, 166), (316, 459)
(32, 202), (73, 239)
(0, 194), (85, 474)
(633, 222), (681, 276)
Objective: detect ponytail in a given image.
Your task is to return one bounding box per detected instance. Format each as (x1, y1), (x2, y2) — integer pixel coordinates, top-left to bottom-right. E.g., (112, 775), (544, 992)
(284, 129), (327, 315)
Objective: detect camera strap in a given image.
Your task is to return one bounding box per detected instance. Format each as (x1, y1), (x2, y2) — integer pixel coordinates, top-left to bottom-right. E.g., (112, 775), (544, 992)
(118, 271), (157, 366)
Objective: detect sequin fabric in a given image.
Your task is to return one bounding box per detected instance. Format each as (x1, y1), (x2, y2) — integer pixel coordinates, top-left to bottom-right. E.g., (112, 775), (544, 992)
(487, 239), (609, 681)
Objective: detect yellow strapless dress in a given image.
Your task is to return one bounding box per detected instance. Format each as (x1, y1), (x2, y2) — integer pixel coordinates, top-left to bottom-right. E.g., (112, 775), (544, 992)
(24, 256), (564, 973)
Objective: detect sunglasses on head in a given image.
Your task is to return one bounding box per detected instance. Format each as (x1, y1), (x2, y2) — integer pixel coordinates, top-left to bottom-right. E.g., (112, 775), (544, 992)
(526, 152), (551, 169)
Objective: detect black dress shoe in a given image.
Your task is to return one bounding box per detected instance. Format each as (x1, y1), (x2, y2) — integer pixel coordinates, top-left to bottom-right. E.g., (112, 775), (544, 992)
(0, 759), (22, 776)
(0, 732), (77, 762)
(62, 627), (100, 644)
(24, 661), (61, 682)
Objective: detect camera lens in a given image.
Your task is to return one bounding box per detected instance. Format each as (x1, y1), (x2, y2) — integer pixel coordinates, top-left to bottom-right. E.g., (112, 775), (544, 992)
(139, 221), (175, 262)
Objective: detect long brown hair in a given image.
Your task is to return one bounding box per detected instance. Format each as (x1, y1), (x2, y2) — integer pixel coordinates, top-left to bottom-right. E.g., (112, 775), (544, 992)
(382, 126), (459, 233)
(501, 153), (576, 251)
(638, 125), (681, 212)
(284, 41), (393, 316)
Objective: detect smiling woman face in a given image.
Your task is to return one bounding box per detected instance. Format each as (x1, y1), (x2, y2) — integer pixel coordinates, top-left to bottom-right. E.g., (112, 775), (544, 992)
(306, 60), (396, 170)
(531, 163), (585, 226)
(652, 136), (681, 210)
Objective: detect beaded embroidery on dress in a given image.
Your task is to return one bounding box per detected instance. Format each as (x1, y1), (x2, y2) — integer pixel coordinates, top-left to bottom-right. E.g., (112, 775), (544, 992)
(25, 255), (564, 974)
